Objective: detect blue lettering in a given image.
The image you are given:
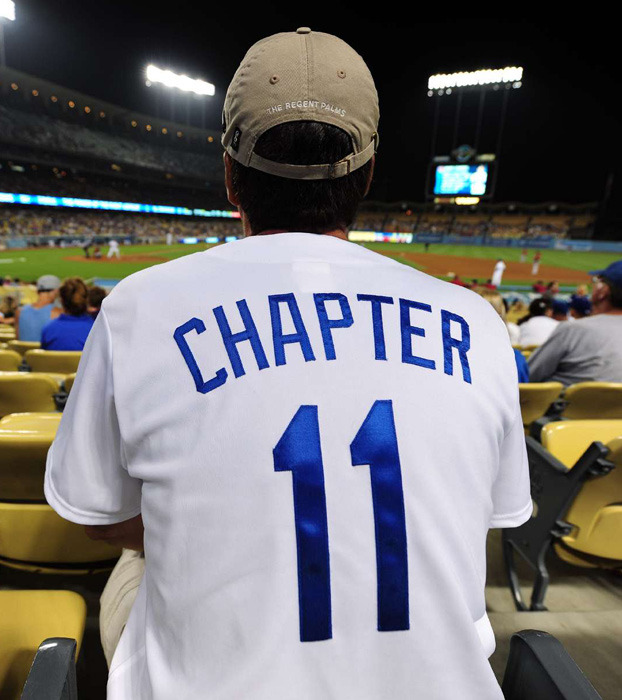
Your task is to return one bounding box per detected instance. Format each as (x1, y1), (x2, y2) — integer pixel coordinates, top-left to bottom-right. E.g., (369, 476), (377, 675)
(314, 293), (354, 361)
(269, 293), (316, 366)
(173, 318), (228, 394)
(213, 300), (270, 378)
(399, 299), (436, 370)
(357, 294), (394, 361)
(441, 310), (472, 384)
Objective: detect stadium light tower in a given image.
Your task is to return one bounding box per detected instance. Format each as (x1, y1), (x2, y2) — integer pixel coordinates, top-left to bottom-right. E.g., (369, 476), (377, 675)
(0, 0), (16, 68)
(144, 63), (215, 128)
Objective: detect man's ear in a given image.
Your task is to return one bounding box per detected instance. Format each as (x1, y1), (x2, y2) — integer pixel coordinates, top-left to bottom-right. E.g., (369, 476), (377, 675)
(364, 155), (375, 197)
(224, 152), (240, 206)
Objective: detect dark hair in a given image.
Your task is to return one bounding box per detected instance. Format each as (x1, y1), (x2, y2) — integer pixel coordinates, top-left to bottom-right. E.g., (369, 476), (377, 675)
(602, 277), (622, 309)
(60, 277), (88, 316)
(517, 296), (552, 325)
(88, 286), (107, 310)
(230, 121), (373, 234)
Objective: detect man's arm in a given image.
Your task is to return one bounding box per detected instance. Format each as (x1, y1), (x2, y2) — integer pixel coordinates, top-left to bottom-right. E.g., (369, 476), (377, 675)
(85, 514), (144, 551)
(527, 325), (568, 382)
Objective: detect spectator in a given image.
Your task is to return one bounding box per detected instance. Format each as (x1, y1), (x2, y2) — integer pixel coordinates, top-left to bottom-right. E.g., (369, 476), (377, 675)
(543, 280), (559, 298)
(87, 286), (107, 319)
(0, 295), (18, 325)
(40, 278), (94, 350)
(517, 297), (558, 347)
(15, 274), (61, 341)
(551, 299), (569, 321)
(476, 287), (528, 381)
(569, 295), (591, 319)
(529, 261), (622, 385)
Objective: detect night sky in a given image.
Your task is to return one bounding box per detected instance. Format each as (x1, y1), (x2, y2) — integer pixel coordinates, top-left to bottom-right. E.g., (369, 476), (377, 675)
(3, 2), (620, 206)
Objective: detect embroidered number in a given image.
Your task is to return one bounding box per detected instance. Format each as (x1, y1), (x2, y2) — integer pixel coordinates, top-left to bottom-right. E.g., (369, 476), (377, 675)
(274, 400), (409, 642)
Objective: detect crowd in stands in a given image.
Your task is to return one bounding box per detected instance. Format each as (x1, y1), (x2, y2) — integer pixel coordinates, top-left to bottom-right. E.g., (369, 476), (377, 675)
(0, 165), (223, 210)
(351, 211), (592, 238)
(0, 208), (242, 244)
(0, 104), (221, 181)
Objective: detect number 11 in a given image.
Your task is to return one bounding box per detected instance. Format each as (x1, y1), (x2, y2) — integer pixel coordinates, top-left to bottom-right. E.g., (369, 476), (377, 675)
(274, 400), (409, 642)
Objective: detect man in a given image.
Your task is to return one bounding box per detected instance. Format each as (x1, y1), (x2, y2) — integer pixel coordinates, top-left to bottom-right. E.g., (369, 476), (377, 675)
(529, 261), (622, 385)
(532, 250), (541, 276)
(15, 274), (61, 341)
(107, 239), (121, 259)
(491, 258), (506, 287)
(551, 299), (569, 321)
(45, 28), (530, 699)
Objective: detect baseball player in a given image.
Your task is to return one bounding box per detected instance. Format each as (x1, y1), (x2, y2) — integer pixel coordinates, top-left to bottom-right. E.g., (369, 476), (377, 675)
(45, 28), (530, 699)
(490, 258), (506, 287)
(532, 250), (542, 275)
(107, 239), (121, 259)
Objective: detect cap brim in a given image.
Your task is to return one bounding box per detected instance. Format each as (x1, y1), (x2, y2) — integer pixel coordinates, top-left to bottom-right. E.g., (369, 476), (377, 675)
(589, 269), (605, 276)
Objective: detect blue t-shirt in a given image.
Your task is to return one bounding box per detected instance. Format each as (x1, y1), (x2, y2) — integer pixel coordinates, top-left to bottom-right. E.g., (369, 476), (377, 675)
(18, 303), (54, 342)
(514, 348), (530, 383)
(40, 314), (94, 351)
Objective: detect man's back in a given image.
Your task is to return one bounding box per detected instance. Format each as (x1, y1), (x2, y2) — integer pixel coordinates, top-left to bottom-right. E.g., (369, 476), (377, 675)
(529, 313), (622, 385)
(46, 234), (530, 699)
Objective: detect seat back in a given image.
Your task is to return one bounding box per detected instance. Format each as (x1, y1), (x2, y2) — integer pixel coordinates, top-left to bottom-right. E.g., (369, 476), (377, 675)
(519, 382), (564, 427)
(0, 373), (60, 418)
(7, 340), (41, 357)
(0, 413), (62, 500)
(541, 420), (622, 467)
(0, 350), (21, 371)
(24, 350), (82, 375)
(0, 591), (86, 700)
(562, 382), (622, 419)
(562, 437), (622, 561)
(64, 373), (77, 393)
(0, 502), (121, 570)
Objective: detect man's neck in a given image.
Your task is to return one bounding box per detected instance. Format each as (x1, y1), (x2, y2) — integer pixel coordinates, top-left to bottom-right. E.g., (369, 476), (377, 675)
(250, 228), (348, 241)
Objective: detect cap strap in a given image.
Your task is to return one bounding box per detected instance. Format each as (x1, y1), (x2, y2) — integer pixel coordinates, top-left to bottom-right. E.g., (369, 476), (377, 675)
(246, 138), (377, 180)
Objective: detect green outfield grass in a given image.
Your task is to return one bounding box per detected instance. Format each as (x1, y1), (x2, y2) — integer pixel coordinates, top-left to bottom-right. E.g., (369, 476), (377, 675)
(0, 242), (619, 286)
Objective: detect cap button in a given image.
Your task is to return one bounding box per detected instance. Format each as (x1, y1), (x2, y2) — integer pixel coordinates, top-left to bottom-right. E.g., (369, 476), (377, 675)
(296, 27), (311, 34)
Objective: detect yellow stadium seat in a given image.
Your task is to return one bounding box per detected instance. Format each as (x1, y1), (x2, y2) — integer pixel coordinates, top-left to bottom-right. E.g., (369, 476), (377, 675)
(64, 373), (76, 393)
(0, 373), (60, 418)
(503, 419), (622, 611)
(7, 340), (41, 357)
(0, 503), (121, 573)
(0, 342), (8, 350)
(519, 382), (564, 428)
(561, 382), (622, 420)
(0, 349), (22, 371)
(0, 412), (61, 500)
(0, 590), (86, 700)
(23, 350), (82, 374)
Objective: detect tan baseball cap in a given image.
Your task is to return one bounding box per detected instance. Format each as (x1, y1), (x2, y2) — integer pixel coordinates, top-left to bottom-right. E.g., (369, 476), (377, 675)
(222, 27), (379, 180)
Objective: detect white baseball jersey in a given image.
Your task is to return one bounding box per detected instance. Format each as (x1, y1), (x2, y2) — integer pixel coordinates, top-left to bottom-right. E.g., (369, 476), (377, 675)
(491, 261), (506, 287)
(45, 232), (531, 700)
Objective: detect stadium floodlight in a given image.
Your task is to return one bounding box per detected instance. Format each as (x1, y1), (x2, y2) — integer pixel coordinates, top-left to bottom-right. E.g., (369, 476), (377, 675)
(0, 0), (15, 21)
(428, 66), (523, 92)
(145, 64), (215, 96)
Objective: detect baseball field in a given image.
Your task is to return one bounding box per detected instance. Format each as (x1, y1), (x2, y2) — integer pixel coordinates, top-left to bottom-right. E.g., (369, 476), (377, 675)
(1, 242), (619, 288)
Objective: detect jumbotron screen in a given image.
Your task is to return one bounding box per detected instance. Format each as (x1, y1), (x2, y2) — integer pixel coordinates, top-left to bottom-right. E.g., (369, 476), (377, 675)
(433, 164), (489, 196)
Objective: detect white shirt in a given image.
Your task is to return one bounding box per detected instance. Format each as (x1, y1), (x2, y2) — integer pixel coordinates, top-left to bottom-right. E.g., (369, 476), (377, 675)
(109, 240), (119, 249)
(45, 233), (531, 700)
(518, 315), (559, 348)
(491, 261), (506, 286)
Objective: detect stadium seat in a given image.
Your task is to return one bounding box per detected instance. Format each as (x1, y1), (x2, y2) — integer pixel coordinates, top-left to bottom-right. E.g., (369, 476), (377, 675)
(0, 503), (121, 574)
(502, 629), (602, 699)
(502, 420), (622, 611)
(519, 382), (564, 429)
(0, 590), (85, 700)
(0, 349), (22, 371)
(24, 350), (82, 375)
(0, 373), (60, 417)
(0, 412), (61, 500)
(7, 340), (41, 357)
(63, 373), (76, 394)
(561, 382), (622, 420)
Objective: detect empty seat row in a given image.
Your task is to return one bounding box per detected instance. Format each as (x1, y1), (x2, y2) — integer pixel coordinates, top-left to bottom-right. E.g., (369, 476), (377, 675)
(0, 348), (81, 374)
